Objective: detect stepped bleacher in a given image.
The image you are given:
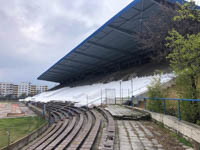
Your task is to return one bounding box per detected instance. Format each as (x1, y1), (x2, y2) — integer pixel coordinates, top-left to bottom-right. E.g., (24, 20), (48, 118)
(23, 101), (115, 150)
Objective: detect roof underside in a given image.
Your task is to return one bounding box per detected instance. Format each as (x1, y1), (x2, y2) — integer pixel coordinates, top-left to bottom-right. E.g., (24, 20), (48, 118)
(38, 0), (183, 83)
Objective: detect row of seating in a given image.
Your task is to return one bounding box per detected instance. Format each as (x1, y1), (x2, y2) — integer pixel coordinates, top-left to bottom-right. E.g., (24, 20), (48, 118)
(97, 108), (115, 150)
(24, 102), (115, 150)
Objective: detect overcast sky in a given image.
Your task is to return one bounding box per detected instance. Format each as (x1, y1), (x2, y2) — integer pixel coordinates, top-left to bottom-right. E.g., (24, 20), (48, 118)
(0, 0), (134, 87)
(0, 0), (200, 87)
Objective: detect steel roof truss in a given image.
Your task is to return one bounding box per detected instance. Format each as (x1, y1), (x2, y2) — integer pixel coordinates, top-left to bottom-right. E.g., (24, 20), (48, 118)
(74, 51), (110, 62)
(108, 25), (138, 38)
(54, 66), (79, 73)
(51, 68), (75, 75)
(88, 41), (133, 56)
(66, 58), (97, 67)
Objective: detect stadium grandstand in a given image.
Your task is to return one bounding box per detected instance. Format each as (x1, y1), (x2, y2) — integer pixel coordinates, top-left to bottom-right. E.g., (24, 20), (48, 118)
(31, 0), (183, 104)
(13, 1), (200, 150)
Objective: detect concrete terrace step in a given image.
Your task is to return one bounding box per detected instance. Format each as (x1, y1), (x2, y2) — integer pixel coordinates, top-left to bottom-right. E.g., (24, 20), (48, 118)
(80, 110), (101, 150)
(68, 111), (93, 149)
(22, 124), (57, 150)
(23, 102), (193, 150)
(27, 122), (63, 150)
(43, 117), (76, 150)
(37, 119), (69, 150)
(105, 105), (150, 120)
(55, 113), (84, 150)
(97, 107), (115, 150)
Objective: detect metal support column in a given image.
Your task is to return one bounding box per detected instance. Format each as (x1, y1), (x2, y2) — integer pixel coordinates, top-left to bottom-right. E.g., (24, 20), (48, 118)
(105, 89), (107, 105)
(163, 99), (166, 114)
(101, 89), (103, 106)
(178, 100), (181, 120)
(131, 78), (133, 96)
(115, 89), (117, 104)
(43, 104), (46, 118)
(120, 81), (122, 104)
(144, 98), (147, 110)
(87, 95), (89, 109)
(140, 0), (144, 34)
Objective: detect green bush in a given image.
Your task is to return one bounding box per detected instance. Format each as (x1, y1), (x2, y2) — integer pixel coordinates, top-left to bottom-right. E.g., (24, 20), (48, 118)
(175, 75), (200, 123)
(147, 75), (166, 113)
(197, 120), (200, 126)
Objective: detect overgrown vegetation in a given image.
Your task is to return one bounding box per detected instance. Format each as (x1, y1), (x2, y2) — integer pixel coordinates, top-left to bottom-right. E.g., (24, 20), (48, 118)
(147, 75), (166, 113)
(147, 1), (200, 124)
(157, 122), (193, 148)
(0, 116), (46, 148)
(166, 1), (200, 124)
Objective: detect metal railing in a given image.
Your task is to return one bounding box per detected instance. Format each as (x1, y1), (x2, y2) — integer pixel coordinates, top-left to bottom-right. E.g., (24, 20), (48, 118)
(143, 97), (200, 120)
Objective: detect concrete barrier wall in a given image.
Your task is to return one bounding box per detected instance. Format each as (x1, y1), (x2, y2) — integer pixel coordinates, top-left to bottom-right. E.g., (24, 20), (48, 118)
(1, 105), (48, 150)
(130, 107), (200, 149)
(149, 111), (200, 142)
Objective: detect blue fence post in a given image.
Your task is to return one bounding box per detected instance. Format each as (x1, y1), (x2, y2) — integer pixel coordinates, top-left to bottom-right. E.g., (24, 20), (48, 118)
(132, 96), (134, 107)
(43, 104), (46, 118)
(101, 89), (103, 106)
(48, 110), (51, 126)
(178, 100), (181, 120)
(105, 89), (107, 105)
(163, 99), (166, 115)
(87, 95), (89, 109)
(115, 89), (117, 105)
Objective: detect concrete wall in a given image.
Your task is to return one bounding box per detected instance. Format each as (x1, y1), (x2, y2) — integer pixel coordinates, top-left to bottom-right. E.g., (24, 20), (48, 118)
(131, 107), (200, 150)
(1, 105), (49, 150)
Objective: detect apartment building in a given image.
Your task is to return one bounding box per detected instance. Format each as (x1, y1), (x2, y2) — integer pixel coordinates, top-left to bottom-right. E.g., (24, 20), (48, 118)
(36, 85), (48, 94)
(12, 84), (18, 97)
(0, 82), (48, 98)
(17, 82), (31, 97)
(0, 82), (18, 97)
(30, 85), (37, 96)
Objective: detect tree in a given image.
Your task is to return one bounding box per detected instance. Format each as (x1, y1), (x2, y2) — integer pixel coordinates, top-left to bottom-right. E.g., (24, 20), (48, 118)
(19, 93), (27, 99)
(135, 1), (200, 63)
(134, 0), (177, 62)
(173, 2), (200, 35)
(166, 1), (200, 123)
(166, 30), (200, 99)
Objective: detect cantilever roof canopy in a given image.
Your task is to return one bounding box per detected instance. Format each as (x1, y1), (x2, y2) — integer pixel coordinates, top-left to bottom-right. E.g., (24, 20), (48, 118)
(38, 0), (183, 83)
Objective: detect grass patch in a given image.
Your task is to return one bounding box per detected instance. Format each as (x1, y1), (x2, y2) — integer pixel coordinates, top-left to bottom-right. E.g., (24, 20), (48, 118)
(171, 133), (193, 147)
(0, 116), (46, 148)
(157, 122), (193, 148)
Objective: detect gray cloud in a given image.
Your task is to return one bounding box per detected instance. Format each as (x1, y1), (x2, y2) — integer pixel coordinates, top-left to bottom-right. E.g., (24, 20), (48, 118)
(0, 0), (134, 87)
